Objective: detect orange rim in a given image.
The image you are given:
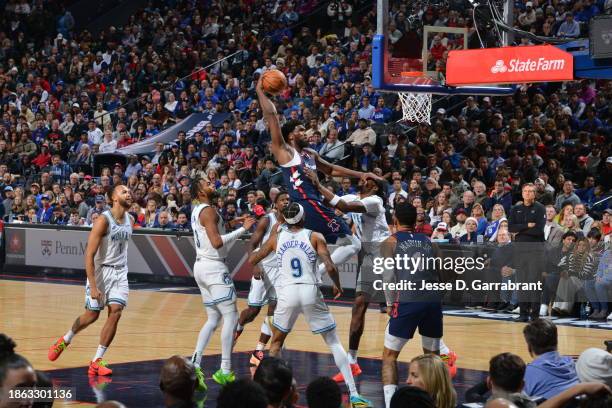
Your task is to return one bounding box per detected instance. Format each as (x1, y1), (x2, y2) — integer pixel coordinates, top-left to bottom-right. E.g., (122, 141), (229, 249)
(400, 71), (424, 77)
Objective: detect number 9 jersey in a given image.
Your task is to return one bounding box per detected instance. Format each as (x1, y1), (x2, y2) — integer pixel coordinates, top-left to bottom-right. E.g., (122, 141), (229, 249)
(275, 226), (318, 288)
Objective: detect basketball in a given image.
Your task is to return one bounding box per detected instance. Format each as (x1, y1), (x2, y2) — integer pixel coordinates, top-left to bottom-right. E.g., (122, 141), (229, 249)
(261, 69), (287, 95)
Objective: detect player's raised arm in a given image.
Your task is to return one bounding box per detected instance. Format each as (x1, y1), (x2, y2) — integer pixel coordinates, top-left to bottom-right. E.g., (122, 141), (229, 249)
(255, 78), (291, 164)
(380, 234), (398, 313)
(84, 215), (109, 302)
(311, 232), (342, 298)
(201, 206), (255, 249)
(309, 148), (383, 182)
(303, 167), (367, 214)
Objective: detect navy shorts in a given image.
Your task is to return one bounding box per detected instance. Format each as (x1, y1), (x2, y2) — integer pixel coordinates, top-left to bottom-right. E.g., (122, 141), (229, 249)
(297, 199), (351, 244)
(388, 302), (443, 340)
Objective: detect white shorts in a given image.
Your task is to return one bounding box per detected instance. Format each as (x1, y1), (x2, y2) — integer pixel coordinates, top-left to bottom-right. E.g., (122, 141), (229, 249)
(355, 243), (382, 298)
(194, 259), (236, 307)
(247, 265), (278, 307)
(85, 265), (129, 311)
(273, 284), (336, 334)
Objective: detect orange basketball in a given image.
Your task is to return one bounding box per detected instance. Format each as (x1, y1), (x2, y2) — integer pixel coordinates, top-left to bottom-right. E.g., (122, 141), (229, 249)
(261, 69), (287, 95)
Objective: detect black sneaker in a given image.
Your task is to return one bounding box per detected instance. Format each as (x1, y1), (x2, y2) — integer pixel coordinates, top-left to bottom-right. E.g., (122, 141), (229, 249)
(496, 302), (509, 312)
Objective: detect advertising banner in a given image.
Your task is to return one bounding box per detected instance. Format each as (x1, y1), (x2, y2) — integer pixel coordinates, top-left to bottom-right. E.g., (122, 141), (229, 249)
(446, 45), (574, 85)
(3, 226), (359, 289)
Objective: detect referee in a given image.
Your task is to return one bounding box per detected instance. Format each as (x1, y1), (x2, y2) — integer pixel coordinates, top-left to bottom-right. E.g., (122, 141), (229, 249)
(508, 183), (546, 322)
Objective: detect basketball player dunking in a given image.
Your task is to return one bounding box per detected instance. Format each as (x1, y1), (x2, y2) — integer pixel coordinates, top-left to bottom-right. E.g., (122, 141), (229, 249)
(248, 203), (373, 408)
(48, 185), (133, 376)
(256, 78), (380, 265)
(235, 190), (290, 372)
(190, 176), (255, 390)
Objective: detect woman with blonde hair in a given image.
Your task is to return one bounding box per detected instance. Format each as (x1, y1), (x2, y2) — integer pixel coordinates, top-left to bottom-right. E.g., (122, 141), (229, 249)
(553, 203), (574, 226)
(561, 214), (584, 239)
(485, 204), (507, 242)
(407, 354), (457, 408)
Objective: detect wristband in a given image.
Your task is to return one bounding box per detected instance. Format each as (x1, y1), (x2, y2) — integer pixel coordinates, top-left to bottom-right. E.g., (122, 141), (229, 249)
(329, 195), (341, 207)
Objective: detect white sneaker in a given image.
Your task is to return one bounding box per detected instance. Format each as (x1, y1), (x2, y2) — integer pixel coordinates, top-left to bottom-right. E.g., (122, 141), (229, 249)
(539, 304), (548, 317)
(608, 312), (612, 321)
(511, 306), (520, 314)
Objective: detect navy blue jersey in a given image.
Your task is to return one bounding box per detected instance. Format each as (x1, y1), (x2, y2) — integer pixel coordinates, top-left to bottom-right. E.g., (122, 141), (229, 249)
(280, 149), (321, 201)
(394, 231), (441, 301)
(280, 148), (351, 243)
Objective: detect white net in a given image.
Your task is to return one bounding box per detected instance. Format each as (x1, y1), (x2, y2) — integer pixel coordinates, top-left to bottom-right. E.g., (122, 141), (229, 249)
(398, 92), (433, 125)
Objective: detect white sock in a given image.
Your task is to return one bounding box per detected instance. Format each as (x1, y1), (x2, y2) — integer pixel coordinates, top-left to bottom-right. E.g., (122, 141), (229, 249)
(348, 349), (358, 365)
(236, 323), (244, 332)
(322, 330), (358, 397)
(384, 384), (398, 408)
(255, 342), (266, 351)
(192, 307), (221, 367)
(221, 358), (232, 374)
(93, 345), (107, 361)
(220, 309), (238, 374)
(260, 317), (272, 336)
(318, 235), (360, 275)
(63, 330), (75, 344)
(439, 339), (450, 355)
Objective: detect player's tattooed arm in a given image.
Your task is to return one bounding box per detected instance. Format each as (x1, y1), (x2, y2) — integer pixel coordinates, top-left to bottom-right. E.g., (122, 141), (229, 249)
(303, 167), (367, 214)
(311, 232), (342, 298)
(309, 148), (383, 182)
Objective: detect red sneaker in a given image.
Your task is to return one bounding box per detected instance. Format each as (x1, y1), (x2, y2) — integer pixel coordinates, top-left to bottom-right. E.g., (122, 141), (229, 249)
(88, 358), (113, 376)
(441, 351), (458, 378)
(48, 337), (68, 361)
(332, 363), (362, 383)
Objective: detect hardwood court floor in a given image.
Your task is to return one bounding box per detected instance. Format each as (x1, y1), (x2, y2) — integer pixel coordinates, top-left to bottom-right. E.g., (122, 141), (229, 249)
(1, 279), (610, 407)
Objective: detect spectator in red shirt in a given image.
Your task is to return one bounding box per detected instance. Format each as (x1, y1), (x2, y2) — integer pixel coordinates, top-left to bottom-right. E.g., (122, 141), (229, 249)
(415, 206), (434, 235)
(430, 35), (447, 61)
(32, 144), (52, 169)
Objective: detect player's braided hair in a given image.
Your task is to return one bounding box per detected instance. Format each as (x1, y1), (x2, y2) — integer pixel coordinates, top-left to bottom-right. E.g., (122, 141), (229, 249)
(282, 202), (302, 221)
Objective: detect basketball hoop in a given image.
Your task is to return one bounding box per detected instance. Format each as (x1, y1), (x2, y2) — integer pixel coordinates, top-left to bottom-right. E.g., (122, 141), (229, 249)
(398, 91), (432, 125)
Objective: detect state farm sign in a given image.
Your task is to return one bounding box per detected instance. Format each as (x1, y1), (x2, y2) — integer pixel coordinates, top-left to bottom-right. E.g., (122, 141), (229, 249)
(447, 45), (573, 85)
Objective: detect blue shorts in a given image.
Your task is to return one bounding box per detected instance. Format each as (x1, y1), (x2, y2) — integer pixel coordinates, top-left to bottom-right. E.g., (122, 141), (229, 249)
(388, 302), (443, 340)
(297, 199), (351, 244)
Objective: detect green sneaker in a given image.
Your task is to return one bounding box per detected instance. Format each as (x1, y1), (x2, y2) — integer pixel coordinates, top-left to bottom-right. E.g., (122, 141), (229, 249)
(350, 394), (373, 407)
(195, 367), (207, 392)
(212, 369), (236, 385)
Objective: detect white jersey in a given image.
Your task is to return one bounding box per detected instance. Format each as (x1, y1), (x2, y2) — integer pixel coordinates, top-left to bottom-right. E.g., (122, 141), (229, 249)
(275, 226), (318, 288)
(342, 194), (390, 243)
(260, 212), (278, 268)
(94, 210), (132, 267)
(192, 203), (227, 260)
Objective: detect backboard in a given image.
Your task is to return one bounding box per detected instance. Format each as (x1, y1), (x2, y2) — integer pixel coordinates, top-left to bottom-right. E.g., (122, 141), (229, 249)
(372, 0), (515, 95)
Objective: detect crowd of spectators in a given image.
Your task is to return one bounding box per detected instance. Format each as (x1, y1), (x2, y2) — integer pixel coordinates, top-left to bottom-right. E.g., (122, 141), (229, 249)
(2, 323), (611, 408)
